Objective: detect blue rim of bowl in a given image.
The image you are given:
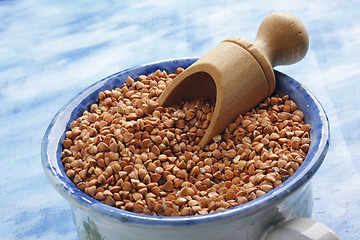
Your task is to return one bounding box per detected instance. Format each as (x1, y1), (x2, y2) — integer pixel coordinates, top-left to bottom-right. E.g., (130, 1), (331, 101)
(41, 57), (329, 226)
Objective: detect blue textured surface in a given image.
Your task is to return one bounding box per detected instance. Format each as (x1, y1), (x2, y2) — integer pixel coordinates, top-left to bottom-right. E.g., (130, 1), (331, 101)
(1, 1), (359, 239)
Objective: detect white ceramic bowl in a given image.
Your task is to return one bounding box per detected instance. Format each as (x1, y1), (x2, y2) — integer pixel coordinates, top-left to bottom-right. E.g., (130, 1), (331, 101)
(42, 58), (335, 240)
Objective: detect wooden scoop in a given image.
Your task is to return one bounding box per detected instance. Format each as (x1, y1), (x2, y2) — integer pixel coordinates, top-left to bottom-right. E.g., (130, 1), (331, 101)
(158, 12), (309, 148)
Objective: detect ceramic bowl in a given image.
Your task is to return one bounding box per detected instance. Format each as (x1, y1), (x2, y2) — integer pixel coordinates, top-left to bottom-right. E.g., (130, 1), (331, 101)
(42, 58), (330, 240)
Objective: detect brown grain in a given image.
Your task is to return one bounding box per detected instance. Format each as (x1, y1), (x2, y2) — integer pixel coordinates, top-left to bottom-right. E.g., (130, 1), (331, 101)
(61, 68), (311, 216)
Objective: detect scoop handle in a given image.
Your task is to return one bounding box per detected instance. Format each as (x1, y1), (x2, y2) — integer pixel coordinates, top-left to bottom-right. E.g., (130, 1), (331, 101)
(253, 12), (309, 67)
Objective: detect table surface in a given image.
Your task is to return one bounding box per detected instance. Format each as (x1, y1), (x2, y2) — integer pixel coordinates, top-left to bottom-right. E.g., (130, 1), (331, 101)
(1, 0), (359, 239)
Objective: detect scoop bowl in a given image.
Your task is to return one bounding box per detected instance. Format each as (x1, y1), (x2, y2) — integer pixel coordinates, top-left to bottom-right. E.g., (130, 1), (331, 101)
(42, 58), (330, 240)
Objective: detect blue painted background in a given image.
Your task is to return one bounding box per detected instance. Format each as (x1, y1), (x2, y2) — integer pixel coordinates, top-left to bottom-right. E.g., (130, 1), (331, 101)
(1, 0), (359, 239)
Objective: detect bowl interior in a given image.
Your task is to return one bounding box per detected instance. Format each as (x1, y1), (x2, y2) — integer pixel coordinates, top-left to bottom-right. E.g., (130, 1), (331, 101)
(42, 58), (329, 225)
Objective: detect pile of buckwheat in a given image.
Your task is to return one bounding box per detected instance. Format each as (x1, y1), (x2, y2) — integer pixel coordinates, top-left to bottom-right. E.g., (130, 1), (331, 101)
(61, 68), (311, 216)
